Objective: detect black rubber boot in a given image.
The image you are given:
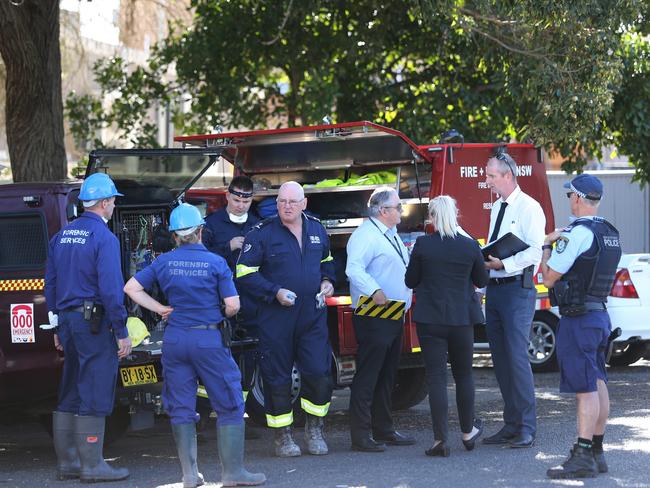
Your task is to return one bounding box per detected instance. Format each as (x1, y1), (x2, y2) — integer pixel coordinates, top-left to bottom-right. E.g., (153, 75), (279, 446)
(74, 415), (129, 483)
(217, 423), (266, 486)
(593, 446), (608, 473)
(53, 411), (81, 480)
(171, 423), (205, 488)
(547, 444), (598, 479)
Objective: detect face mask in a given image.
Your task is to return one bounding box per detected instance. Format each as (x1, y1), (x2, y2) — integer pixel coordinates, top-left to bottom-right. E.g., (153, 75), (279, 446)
(228, 212), (248, 224)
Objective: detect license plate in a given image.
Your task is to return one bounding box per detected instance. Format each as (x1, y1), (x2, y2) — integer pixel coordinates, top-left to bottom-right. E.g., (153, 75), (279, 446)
(120, 364), (158, 387)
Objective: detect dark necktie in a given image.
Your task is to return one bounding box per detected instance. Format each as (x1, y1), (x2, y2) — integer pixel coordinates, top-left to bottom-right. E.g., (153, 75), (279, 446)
(489, 201), (508, 242)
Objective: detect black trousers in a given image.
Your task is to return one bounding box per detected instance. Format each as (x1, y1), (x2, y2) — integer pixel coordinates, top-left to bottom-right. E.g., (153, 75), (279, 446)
(349, 315), (403, 441)
(416, 323), (475, 442)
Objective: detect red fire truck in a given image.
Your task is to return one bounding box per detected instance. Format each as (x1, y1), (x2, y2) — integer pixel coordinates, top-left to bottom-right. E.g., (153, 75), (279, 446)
(0, 121), (555, 435)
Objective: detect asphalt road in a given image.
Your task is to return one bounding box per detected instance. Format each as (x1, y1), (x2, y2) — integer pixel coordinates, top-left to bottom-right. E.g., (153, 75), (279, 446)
(1, 356), (649, 488)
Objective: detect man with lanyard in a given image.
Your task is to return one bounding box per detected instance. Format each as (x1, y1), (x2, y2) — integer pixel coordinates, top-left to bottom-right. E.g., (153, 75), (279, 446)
(482, 152), (545, 449)
(236, 181), (336, 457)
(45, 173), (131, 483)
(346, 187), (415, 452)
(541, 174), (621, 479)
(203, 175), (260, 400)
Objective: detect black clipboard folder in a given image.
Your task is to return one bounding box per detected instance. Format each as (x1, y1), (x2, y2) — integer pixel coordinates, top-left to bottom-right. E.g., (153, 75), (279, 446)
(481, 232), (529, 261)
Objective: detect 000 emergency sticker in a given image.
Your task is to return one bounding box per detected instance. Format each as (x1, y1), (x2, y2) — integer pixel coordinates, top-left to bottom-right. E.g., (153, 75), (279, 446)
(10, 303), (36, 343)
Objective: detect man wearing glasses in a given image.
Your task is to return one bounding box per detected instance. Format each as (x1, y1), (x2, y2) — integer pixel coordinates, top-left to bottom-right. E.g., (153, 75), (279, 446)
(346, 187), (415, 452)
(541, 174), (620, 478)
(482, 152), (545, 449)
(235, 181), (336, 458)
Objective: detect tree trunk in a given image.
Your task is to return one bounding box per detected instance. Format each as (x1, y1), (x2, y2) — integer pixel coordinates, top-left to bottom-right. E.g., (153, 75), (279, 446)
(0, 0), (66, 182)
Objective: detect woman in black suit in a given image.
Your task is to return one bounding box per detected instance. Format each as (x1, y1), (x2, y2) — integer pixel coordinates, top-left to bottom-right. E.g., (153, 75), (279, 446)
(405, 195), (489, 457)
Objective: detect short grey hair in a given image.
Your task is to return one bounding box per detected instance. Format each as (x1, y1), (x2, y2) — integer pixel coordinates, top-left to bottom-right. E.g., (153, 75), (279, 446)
(428, 195), (459, 239)
(367, 187), (397, 217)
(488, 153), (518, 180)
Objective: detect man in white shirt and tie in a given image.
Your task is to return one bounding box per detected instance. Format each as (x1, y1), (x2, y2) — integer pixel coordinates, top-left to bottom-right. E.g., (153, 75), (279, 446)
(346, 187), (415, 452)
(482, 152), (545, 449)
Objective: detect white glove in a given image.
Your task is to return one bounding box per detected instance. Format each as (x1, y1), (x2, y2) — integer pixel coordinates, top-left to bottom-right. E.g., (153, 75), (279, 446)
(48, 311), (59, 327)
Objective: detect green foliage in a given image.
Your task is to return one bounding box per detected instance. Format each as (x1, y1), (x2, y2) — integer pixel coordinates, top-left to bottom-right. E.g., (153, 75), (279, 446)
(65, 0), (650, 183)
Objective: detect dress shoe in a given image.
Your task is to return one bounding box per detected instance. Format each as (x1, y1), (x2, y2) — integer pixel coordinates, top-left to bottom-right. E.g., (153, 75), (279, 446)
(462, 418), (484, 451)
(373, 431), (416, 446)
(482, 426), (517, 445)
(509, 433), (535, 448)
(351, 437), (386, 453)
(425, 442), (450, 457)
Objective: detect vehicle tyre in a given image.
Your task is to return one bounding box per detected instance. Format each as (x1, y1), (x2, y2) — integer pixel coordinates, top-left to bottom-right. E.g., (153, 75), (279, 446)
(391, 367), (428, 410)
(246, 363), (305, 428)
(608, 342), (646, 367)
(41, 405), (131, 445)
(528, 312), (559, 373)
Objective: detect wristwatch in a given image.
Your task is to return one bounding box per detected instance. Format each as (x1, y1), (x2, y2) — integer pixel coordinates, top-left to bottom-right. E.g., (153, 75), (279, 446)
(542, 244), (553, 251)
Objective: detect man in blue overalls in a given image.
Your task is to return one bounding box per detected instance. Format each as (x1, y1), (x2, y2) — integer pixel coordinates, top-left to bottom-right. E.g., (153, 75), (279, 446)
(541, 174), (621, 479)
(236, 181), (335, 457)
(203, 175), (260, 399)
(45, 173), (131, 483)
(124, 203), (265, 487)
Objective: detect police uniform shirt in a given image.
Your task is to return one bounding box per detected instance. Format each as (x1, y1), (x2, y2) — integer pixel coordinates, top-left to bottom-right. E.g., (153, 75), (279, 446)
(547, 217), (596, 274)
(235, 214), (335, 302)
(346, 217), (412, 310)
(45, 212), (128, 339)
(487, 185), (546, 278)
(134, 243), (238, 328)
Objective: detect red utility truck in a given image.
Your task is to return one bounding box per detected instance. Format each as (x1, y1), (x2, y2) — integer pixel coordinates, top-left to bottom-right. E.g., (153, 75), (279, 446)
(0, 122), (555, 436)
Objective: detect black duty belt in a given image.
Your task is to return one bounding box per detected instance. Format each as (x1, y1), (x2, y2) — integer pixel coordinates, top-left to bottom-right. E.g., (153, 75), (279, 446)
(65, 306), (86, 313)
(189, 323), (222, 330)
(585, 302), (607, 312)
(489, 275), (522, 286)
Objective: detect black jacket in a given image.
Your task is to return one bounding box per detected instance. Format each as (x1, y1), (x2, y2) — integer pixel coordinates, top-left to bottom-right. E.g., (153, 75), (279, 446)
(405, 232), (489, 326)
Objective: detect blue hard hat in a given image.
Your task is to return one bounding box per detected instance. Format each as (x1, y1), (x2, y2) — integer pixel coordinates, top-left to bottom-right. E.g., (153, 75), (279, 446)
(79, 173), (123, 201)
(169, 203), (205, 231)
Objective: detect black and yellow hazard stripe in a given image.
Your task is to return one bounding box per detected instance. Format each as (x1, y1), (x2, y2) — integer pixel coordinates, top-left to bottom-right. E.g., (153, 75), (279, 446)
(354, 295), (406, 320)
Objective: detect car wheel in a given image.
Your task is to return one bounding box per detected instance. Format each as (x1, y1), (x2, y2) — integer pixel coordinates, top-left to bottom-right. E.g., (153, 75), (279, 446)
(528, 312), (559, 373)
(246, 363), (305, 427)
(391, 367), (428, 410)
(608, 342), (646, 367)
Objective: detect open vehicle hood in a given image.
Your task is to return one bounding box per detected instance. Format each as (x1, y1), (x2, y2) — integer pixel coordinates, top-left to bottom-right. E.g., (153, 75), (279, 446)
(86, 149), (225, 205)
(175, 121), (430, 173)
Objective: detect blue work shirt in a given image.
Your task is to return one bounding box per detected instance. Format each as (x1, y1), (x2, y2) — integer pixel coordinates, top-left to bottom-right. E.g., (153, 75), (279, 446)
(547, 217), (596, 274)
(45, 211), (128, 339)
(203, 208), (260, 271)
(346, 217), (412, 310)
(134, 243), (238, 328)
(235, 214), (335, 302)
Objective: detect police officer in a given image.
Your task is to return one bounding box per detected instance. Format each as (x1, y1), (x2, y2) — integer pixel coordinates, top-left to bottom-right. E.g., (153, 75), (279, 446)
(44, 172), (130, 482)
(236, 181), (335, 457)
(124, 203), (265, 488)
(541, 174), (621, 479)
(203, 175), (260, 398)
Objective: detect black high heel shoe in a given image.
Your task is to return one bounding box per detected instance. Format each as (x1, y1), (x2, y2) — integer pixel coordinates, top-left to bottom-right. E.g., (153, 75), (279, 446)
(462, 418), (484, 451)
(425, 442), (450, 457)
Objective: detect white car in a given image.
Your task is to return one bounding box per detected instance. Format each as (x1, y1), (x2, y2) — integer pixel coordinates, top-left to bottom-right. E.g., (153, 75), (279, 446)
(476, 254), (650, 372)
(529, 253), (650, 371)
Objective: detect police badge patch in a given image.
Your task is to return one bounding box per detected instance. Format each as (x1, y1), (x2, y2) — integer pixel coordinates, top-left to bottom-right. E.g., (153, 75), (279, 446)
(556, 236), (569, 253)
(243, 243), (252, 253)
